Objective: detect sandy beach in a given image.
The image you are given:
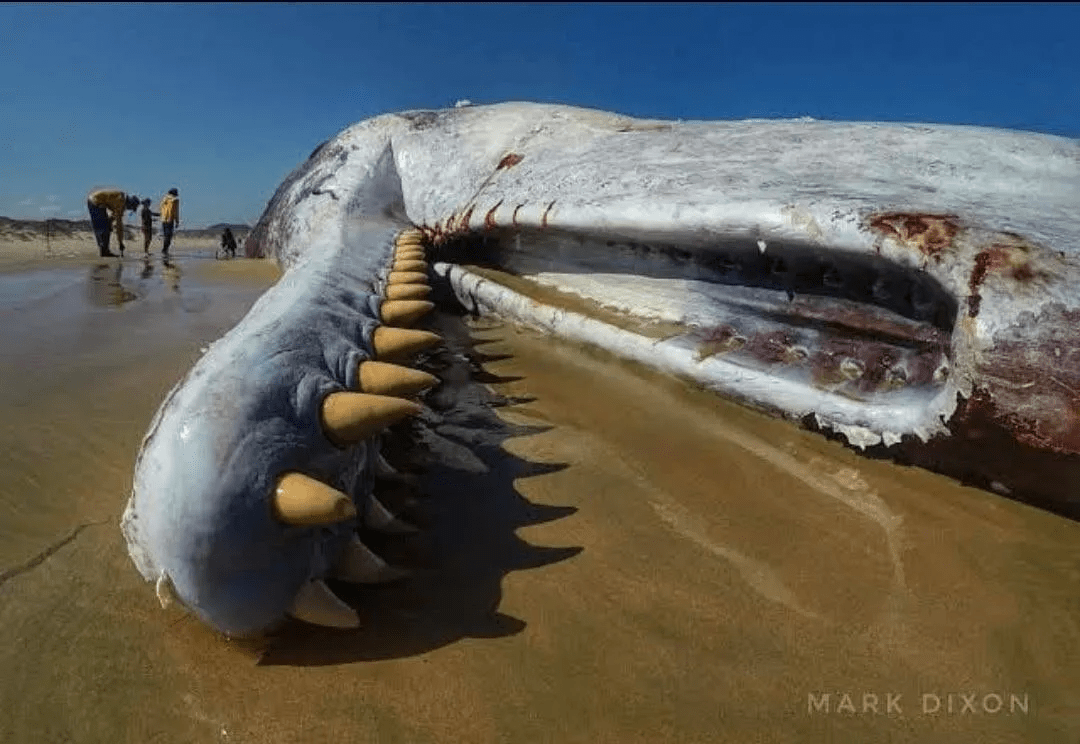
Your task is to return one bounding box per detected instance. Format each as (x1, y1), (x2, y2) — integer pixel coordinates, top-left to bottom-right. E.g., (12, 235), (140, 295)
(0, 234), (1077, 743)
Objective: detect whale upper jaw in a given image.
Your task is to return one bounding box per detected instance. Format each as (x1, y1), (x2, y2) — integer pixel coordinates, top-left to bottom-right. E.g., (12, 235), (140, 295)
(252, 103), (1080, 460)
(123, 103), (1080, 635)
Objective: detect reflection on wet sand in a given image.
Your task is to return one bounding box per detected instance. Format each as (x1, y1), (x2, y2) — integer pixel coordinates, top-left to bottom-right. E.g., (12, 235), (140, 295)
(0, 255), (1077, 743)
(86, 256), (185, 309)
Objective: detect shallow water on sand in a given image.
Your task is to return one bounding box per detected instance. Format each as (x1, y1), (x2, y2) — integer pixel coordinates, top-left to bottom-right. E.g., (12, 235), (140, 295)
(0, 257), (1077, 743)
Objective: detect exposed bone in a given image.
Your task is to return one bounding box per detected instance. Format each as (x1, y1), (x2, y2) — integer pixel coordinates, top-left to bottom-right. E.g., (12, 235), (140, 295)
(365, 493), (418, 534)
(321, 392), (422, 446)
(334, 535), (411, 584)
(372, 327), (442, 360)
(357, 361), (438, 397)
(273, 473), (357, 526)
(385, 283), (432, 301)
(288, 579), (360, 629)
(387, 270), (429, 285)
(380, 299), (435, 327)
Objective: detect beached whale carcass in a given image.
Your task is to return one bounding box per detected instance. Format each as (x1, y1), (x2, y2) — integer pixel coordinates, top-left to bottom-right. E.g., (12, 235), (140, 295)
(121, 103), (1080, 636)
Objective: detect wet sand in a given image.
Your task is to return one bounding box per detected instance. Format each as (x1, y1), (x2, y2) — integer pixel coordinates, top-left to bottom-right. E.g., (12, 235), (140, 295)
(0, 247), (1077, 742)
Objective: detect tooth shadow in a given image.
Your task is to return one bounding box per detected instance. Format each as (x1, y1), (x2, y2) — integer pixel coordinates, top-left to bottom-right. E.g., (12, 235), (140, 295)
(257, 309), (581, 666)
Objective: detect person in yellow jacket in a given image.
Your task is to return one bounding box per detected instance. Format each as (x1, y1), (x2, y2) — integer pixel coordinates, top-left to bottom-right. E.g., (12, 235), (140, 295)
(159, 188), (180, 255)
(87, 188), (141, 257)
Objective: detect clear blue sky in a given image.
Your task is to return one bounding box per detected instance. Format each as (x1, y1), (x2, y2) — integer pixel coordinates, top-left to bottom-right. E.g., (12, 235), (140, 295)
(2, 3), (1077, 228)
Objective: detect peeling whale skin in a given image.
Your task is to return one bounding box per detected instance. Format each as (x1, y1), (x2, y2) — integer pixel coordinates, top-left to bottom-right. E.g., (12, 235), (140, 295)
(123, 102), (1080, 635)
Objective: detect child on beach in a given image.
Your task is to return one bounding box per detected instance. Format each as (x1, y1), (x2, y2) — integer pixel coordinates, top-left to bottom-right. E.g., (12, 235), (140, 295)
(139, 199), (159, 253)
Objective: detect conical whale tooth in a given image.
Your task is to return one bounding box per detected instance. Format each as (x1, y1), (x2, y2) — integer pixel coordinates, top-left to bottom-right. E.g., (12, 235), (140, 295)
(273, 473), (357, 526)
(392, 259), (428, 273)
(387, 270), (429, 286)
(385, 283), (432, 301)
(372, 327), (442, 360)
(358, 361), (438, 397)
(380, 299), (434, 327)
(334, 535), (411, 584)
(288, 580), (360, 629)
(373, 450), (399, 478)
(321, 392), (422, 447)
(365, 493), (418, 534)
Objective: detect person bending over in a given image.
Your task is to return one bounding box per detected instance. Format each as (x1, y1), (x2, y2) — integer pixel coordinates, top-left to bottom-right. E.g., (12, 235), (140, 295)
(87, 189), (140, 257)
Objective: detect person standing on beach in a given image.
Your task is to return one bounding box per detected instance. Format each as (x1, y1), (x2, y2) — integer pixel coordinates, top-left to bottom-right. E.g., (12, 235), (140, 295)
(139, 199), (159, 253)
(159, 188), (180, 255)
(87, 188), (140, 258)
(220, 227), (238, 258)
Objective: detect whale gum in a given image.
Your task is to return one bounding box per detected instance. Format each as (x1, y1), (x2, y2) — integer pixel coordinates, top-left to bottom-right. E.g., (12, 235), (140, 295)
(0, 249), (1077, 743)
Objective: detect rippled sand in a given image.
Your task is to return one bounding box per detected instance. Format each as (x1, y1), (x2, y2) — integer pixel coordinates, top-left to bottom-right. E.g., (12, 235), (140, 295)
(0, 247), (1077, 743)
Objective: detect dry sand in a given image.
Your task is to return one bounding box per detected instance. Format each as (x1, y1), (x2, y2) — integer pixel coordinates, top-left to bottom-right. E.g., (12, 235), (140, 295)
(0, 236), (1077, 743)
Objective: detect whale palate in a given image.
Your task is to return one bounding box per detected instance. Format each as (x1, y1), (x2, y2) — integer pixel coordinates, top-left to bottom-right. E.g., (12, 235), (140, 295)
(334, 534), (411, 584)
(380, 299), (434, 327)
(372, 327), (442, 359)
(288, 579), (360, 629)
(273, 473), (357, 526)
(385, 283), (432, 301)
(394, 248), (426, 261)
(365, 493), (418, 534)
(357, 361), (438, 397)
(387, 271), (429, 286)
(320, 392), (422, 446)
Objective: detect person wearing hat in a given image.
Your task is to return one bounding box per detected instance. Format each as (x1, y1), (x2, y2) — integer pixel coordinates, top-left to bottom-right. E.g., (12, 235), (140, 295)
(159, 188), (180, 255)
(86, 188), (141, 257)
(139, 199), (159, 253)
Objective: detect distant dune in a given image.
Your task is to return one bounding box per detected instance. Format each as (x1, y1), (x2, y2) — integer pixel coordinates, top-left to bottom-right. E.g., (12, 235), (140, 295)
(0, 216), (250, 242)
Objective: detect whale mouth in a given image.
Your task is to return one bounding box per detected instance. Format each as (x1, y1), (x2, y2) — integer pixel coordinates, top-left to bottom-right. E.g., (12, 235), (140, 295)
(432, 225), (956, 444)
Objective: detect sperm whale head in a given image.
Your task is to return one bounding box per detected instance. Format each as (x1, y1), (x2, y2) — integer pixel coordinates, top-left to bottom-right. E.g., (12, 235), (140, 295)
(123, 102), (1080, 635)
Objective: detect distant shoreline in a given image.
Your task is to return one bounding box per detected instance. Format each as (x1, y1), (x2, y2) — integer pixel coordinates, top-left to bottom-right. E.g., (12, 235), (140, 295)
(0, 216), (251, 241)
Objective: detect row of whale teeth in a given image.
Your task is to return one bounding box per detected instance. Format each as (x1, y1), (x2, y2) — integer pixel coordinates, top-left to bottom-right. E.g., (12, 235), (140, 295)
(285, 228), (437, 630)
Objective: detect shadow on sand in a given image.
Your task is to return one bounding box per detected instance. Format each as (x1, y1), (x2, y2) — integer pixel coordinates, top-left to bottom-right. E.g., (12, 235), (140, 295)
(257, 292), (581, 666)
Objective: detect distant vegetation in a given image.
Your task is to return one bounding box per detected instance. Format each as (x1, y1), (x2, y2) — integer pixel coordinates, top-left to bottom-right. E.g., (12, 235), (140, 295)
(0, 216), (250, 241)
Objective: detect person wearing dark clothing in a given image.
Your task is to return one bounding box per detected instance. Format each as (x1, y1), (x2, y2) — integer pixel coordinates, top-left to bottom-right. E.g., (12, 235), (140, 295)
(87, 189), (140, 257)
(139, 199), (159, 253)
(220, 227), (238, 258)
